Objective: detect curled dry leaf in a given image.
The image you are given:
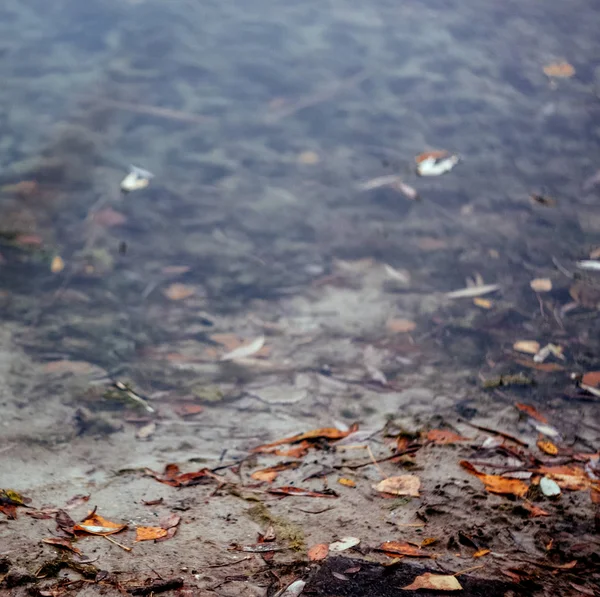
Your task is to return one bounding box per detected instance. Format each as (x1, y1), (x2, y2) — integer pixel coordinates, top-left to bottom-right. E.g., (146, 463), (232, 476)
(513, 341), (541, 355)
(515, 403), (548, 423)
(337, 477), (356, 487)
(378, 541), (430, 558)
(42, 537), (82, 555)
(537, 438), (559, 456)
(530, 278), (552, 292)
(329, 537), (361, 552)
(308, 543), (329, 561)
(543, 61), (575, 78)
(163, 283), (195, 301)
(403, 573), (462, 591)
(386, 318), (416, 333)
(74, 512), (127, 536)
(251, 462), (300, 483)
(426, 429), (470, 444)
(460, 461), (529, 497)
(372, 475), (420, 497)
(252, 424), (358, 453)
(136, 526), (168, 542)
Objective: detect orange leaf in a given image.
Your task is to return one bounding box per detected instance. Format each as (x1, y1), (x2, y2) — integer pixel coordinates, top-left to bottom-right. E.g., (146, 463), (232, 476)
(523, 502), (550, 517)
(515, 403), (548, 424)
(273, 441), (312, 458)
(252, 425), (357, 452)
(473, 548), (491, 558)
(514, 358), (564, 372)
(136, 526), (168, 542)
(537, 466), (591, 490)
(582, 371), (600, 387)
(426, 429), (469, 444)
(378, 541), (430, 558)
(372, 475), (420, 497)
(74, 512), (127, 536)
(543, 61), (575, 78)
(172, 403), (204, 417)
(460, 461), (529, 497)
(403, 573), (462, 591)
(250, 462), (300, 484)
(338, 478), (356, 488)
(308, 543), (329, 561)
(537, 438), (559, 456)
(163, 283), (195, 301)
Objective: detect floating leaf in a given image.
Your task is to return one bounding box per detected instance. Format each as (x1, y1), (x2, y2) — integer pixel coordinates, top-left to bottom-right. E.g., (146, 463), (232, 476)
(426, 430), (469, 444)
(460, 461), (528, 497)
(378, 541), (430, 558)
(513, 341), (541, 355)
(372, 475), (420, 497)
(163, 283), (195, 301)
(308, 543), (329, 561)
(543, 61), (575, 78)
(268, 486), (338, 498)
(252, 425), (357, 453)
(329, 537), (360, 552)
(338, 478), (356, 488)
(403, 573), (462, 591)
(136, 526), (168, 542)
(386, 318), (416, 333)
(530, 278), (552, 292)
(50, 256), (65, 273)
(515, 403), (548, 423)
(74, 512), (127, 536)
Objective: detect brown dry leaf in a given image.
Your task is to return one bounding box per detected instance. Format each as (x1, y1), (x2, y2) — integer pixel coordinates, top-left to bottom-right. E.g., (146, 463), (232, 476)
(515, 403), (548, 423)
(308, 543), (329, 561)
(538, 465), (591, 490)
(386, 318), (416, 334)
(460, 461), (529, 497)
(378, 541), (430, 558)
(298, 151), (319, 165)
(523, 502), (550, 517)
(74, 512), (127, 536)
(50, 256), (65, 273)
(338, 478), (356, 488)
(145, 463), (220, 488)
(252, 425), (357, 452)
(163, 283), (195, 301)
(530, 278), (552, 292)
(42, 537), (82, 555)
(251, 462), (300, 484)
(421, 537), (438, 547)
(403, 573), (462, 591)
(473, 297), (492, 309)
(64, 494), (90, 509)
(543, 61), (575, 78)
(136, 526), (168, 542)
(172, 403), (204, 417)
(513, 341), (541, 355)
(92, 208), (127, 227)
(514, 358), (564, 372)
(426, 429), (469, 444)
(581, 371), (600, 387)
(268, 486), (338, 498)
(372, 475), (420, 497)
(273, 441), (312, 458)
(473, 548), (491, 558)
(537, 438), (559, 456)
(0, 504), (17, 519)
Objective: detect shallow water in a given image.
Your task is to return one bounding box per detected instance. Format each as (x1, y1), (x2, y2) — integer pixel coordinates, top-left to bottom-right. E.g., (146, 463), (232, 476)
(0, 0), (599, 434)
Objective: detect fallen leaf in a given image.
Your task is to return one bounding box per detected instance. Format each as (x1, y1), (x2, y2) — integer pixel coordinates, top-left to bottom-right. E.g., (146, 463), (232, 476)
(421, 537), (438, 547)
(220, 336), (266, 361)
(74, 512), (127, 536)
(0, 488), (32, 507)
(473, 548), (491, 558)
(513, 341), (541, 355)
(426, 430), (469, 444)
(273, 441), (312, 458)
(43, 360), (100, 375)
(159, 513), (181, 529)
(372, 475), (420, 497)
(337, 478), (356, 488)
(172, 403), (204, 417)
(142, 498), (164, 506)
(42, 537), (82, 555)
(460, 461), (529, 497)
(64, 494), (90, 509)
(268, 486), (338, 498)
(403, 573), (462, 591)
(543, 61), (575, 78)
(0, 504), (17, 519)
(581, 371), (600, 388)
(514, 358), (564, 372)
(121, 165), (153, 193)
(515, 403), (548, 423)
(92, 208), (127, 227)
(50, 256), (65, 273)
(136, 526), (168, 542)
(55, 510), (76, 536)
(332, 572), (349, 581)
(136, 422), (157, 440)
(538, 465), (591, 490)
(329, 537), (361, 552)
(145, 464), (220, 488)
(308, 543), (329, 561)
(390, 179), (419, 200)
(251, 462), (300, 483)
(386, 318), (416, 333)
(378, 541), (430, 558)
(252, 425), (357, 452)
(415, 150), (451, 163)
(523, 502), (550, 517)
(537, 438), (559, 456)
(279, 579), (306, 597)
(298, 151), (319, 165)
(473, 297), (492, 309)
(530, 278), (552, 292)
(1, 180), (38, 197)
(163, 283), (195, 301)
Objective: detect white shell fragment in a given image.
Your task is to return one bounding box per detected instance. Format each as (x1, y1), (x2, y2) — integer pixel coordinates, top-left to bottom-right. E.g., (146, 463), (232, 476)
(329, 537), (361, 552)
(121, 165), (154, 192)
(540, 476), (561, 497)
(416, 154), (459, 177)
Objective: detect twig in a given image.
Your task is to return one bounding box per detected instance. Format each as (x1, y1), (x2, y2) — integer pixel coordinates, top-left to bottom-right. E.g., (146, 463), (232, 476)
(461, 421), (528, 447)
(336, 446), (420, 469)
(454, 564), (485, 577)
(367, 444), (387, 479)
(204, 556), (252, 569)
(103, 534), (132, 552)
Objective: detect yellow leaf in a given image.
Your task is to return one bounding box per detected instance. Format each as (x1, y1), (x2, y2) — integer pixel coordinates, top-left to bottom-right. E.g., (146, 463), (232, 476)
(50, 256), (65, 273)
(136, 526), (168, 542)
(530, 278), (552, 292)
(537, 438), (559, 456)
(338, 478), (356, 488)
(403, 573), (463, 591)
(473, 548), (491, 558)
(372, 475), (420, 497)
(473, 297), (492, 309)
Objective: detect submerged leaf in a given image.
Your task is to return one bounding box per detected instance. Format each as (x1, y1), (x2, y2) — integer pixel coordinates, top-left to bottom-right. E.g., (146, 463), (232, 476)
(378, 541), (431, 558)
(163, 283), (195, 301)
(426, 430), (469, 444)
(220, 336), (266, 361)
(252, 425), (357, 452)
(460, 461), (529, 497)
(308, 543), (329, 561)
(329, 537), (361, 552)
(515, 403), (548, 423)
(386, 318), (416, 333)
(50, 256), (65, 273)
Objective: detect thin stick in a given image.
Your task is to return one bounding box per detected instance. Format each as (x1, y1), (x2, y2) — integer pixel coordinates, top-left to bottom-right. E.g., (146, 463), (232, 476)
(454, 564), (484, 577)
(204, 556), (252, 569)
(103, 535), (132, 552)
(461, 421), (528, 447)
(367, 444), (387, 479)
